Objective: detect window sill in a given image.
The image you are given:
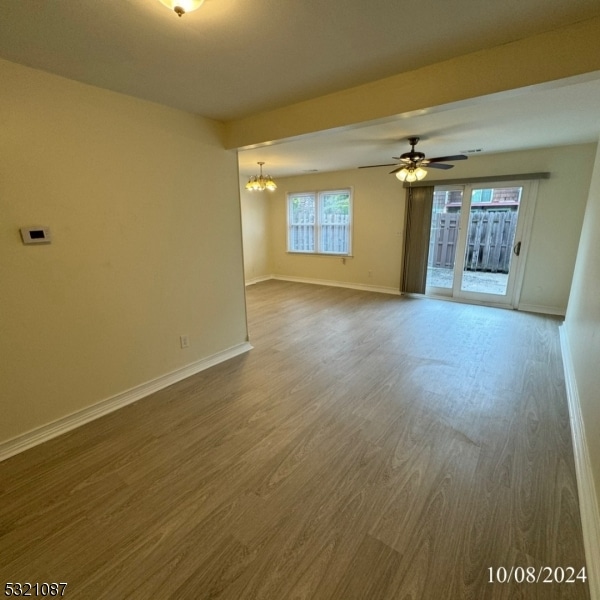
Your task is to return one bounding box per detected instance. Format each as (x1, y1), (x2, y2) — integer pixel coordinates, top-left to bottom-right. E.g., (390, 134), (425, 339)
(287, 252), (353, 258)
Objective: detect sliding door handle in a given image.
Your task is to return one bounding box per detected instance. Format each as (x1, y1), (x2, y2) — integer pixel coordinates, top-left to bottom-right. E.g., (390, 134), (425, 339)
(513, 241), (521, 256)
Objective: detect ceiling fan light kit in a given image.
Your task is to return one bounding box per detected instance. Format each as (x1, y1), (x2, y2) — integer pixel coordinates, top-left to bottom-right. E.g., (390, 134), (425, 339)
(396, 165), (427, 182)
(158, 0), (204, 17)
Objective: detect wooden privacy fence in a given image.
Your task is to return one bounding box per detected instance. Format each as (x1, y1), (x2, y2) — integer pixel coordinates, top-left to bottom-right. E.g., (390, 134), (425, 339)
(320, 213), (350, 254)
(289, 216), (315, 252)
(289, 213), (350, 253)
(429, 210), (518, 273)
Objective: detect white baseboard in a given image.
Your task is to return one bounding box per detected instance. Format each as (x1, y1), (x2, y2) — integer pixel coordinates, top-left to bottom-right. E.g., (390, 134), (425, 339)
(559, 325), (600, 600)
(245, 275), (272, 286)
(271, 275), (401, 296)
(0, 342), (253, 463)
(518, 302), (566, 316)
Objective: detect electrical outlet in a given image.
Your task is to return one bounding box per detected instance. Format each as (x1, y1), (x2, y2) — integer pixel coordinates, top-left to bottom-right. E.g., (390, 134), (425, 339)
(180, 335), (190, 349)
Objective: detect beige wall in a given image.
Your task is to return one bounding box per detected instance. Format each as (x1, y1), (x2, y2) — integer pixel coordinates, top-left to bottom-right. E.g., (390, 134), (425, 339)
(268, 168), (405, 292)
(240, 180), (271, 283)
(565, 140), (600, 515)
(0, 59), (248, 444)
(248, 143), (595, 310)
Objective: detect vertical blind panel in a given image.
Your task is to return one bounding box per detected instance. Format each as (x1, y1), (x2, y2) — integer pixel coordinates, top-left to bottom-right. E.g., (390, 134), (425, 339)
(402, 186), (434, 294)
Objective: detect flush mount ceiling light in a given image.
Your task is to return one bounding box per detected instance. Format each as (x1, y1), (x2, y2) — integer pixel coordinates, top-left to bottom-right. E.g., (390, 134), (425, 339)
(158, 0), (204, 17)
(245, 162), (277, 192)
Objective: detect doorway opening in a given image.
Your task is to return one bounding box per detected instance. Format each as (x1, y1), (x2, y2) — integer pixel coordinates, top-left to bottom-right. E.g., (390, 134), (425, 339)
(425, 180), (537, 307)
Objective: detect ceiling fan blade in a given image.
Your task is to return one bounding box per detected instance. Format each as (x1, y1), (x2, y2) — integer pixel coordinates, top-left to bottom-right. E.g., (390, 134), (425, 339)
(427, 163), (454, 170)
(426, 154), (468, 163)
(358, 163), (398, 169)
(363, 142), (467, 174)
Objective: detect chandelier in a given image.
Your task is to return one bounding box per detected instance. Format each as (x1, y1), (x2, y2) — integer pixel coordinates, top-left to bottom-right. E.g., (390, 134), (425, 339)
(245, 162), (277, 192)
(158, 0), (204, 17)
(395, 165), (427, 183)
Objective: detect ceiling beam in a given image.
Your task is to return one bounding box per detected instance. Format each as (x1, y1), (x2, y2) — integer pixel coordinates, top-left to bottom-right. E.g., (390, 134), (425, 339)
(224, 17), (600, 150)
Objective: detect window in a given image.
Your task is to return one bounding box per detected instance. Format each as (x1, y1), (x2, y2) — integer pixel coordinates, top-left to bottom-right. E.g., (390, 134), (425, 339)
(471, 187), (522, 207)
(471, 188), (493, 204)
(287, 189), (352, 255)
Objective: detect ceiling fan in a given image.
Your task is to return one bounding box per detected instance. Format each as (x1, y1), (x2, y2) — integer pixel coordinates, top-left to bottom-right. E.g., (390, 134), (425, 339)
(360, 136), (468, 182)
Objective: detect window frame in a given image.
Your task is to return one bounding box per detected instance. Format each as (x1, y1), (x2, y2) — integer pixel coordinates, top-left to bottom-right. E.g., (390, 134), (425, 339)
(286, 188), (353, 256)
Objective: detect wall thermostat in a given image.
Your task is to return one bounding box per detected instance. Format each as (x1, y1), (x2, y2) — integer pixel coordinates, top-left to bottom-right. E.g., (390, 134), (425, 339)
(20, 226), (52, 245)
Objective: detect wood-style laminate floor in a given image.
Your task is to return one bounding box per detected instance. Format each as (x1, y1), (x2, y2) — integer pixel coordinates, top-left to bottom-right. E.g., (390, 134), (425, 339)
(0, 281), (590, 599)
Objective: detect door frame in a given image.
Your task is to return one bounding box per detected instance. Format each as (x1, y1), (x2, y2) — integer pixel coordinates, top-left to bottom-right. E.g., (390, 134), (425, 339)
(426, 179), (539, 309)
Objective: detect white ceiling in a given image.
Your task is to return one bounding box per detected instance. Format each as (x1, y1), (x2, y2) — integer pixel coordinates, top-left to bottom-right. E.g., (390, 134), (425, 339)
(1, 0), (600, 178)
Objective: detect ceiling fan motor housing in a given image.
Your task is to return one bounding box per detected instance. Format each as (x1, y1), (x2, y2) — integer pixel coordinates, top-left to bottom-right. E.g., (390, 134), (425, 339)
(401, 136), (425, 163)
(400, 150), (425, 163)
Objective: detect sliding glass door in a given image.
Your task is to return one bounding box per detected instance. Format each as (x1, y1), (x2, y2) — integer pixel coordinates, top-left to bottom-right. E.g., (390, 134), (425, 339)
(426, 180), (536, 307)
(427, 186), (464, 292)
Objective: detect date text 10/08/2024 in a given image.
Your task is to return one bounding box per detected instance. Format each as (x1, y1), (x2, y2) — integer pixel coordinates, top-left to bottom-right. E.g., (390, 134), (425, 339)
(488, 567), (587, 584)
(5, 583), (68, 596)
